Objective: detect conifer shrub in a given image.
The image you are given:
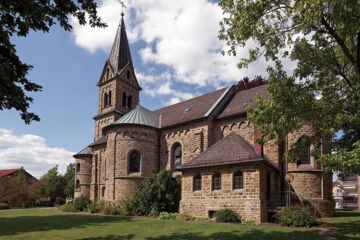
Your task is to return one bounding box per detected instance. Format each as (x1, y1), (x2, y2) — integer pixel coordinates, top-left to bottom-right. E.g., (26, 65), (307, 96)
(275, 205), (317, 227)
(74, 195), (91, 211)
(214, 208), (240, 223)
(131, 170), (181, 216)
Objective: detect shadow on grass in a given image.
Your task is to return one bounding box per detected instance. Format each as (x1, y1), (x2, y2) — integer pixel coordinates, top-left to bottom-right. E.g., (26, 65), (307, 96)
(335, 220), (360, 240)
(0, 214), (131, 236)
(80, 229), (317, 240)
(335, 211), (360, 218)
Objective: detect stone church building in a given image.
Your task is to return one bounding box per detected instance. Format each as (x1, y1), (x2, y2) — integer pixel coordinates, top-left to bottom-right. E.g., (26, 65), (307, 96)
(74, 16), (334, 222)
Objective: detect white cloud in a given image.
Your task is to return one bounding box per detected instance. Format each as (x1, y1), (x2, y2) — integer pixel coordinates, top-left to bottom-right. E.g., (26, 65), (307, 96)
(0, 129), (75, 178)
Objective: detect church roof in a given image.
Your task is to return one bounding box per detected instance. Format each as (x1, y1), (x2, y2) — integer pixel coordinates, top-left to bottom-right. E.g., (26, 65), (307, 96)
(73, 146), (93, 158)
(154, 86), (231, 128)
(108, 17), (132, 75)
(89, 135), (108, 147)
(180, 132), (277, 170)
(112, 105), (160, 128)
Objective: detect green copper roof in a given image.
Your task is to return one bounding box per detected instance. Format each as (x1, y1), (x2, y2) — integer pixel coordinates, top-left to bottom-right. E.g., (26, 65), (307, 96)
(73, 146), (92, 158)
(112, 105), (160, 128)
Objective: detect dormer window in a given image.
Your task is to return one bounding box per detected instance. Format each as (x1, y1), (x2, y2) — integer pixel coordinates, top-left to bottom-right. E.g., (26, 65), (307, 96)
(106, 68), (110, 80)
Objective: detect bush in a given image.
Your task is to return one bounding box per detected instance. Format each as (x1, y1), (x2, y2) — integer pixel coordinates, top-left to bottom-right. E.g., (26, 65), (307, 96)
(102, 204), (120, 215)
(195, 216), (211, 222)
(0, 203), (11, 210)
(242, 219), (259, 226)
(176, 213), (196, 221)
(275, 205), (317, 227)
(62, 203), (78, 212)
(132, 170), (181, 216)
(87, 201), (105, 214)
(158, 212), (178, 220)
(74, 195), (91, 211)
(214, 208), (239, 223)
(21, 202), (29, 208)
(118, 195), (134, 216)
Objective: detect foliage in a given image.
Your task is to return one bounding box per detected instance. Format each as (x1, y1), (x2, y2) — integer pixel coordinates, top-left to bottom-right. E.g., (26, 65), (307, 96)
(242, 219), (260, 226)
(74, 195), (91, 211)
(158, 212), (178, 220)
(219, 0), (360, 176)
(117, 195), (134, 216)
(195, 216), (211, 222)
(276, 205), (317, 227)
(40, 166), (66, 203)
(0, 203), (11, 210)
(214, 208), (240, 223)
(63, 163), (75, 198)
(176, 213), (196, 222)
(102, 204), (120, 215)
(0, 0), (106, 123)
(87, 201), (105, 214)
(235, 76), (267, 92)
(131, 170), (181, 216)
(62, 203), (78, 212)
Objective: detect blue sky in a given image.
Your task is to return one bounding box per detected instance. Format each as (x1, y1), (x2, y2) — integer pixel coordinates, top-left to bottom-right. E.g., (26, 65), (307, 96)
(0, 0), (276, 177)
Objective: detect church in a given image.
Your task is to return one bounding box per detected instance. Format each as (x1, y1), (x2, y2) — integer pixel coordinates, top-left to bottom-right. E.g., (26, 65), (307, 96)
(73, 15), (334, 222)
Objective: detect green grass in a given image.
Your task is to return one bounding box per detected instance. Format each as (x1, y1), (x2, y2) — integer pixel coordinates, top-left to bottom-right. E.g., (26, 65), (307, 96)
(321, 210), (360, 240)
(0, 208), (317, 240)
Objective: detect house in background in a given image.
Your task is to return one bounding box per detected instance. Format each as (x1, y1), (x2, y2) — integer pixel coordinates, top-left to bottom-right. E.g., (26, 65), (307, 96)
(341, 176), (359, 210)
(0, 168), (37, 181)
(332, 181), (344, 209)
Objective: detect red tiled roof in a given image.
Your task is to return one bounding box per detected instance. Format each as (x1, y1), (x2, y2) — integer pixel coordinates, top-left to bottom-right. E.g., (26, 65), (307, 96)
(216, 84), (268, 119)
(180, 132), (277, 169)
(154, 87), (228, 128)
(0, 169), (20, 177)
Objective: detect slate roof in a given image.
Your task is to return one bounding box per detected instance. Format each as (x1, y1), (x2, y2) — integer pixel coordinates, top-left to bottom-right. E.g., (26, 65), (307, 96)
(108, 17), (132, 75)
(154, 86), (230, 128)
(112, 105), (160, 128)
(216, 84), (268, 119)
(180, 132), (277, 170)
(0, 169), (20, 177)
(73, 146), (93, 158)
(89, 135), (108, 147)
(93, 108), (125, 120)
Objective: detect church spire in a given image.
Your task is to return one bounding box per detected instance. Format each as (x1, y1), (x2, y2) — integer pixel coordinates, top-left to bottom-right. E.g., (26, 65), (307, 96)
(108, 16), (132, 75)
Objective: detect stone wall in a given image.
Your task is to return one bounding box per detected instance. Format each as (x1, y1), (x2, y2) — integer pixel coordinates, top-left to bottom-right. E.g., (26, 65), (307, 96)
(180, 163), (278, 222)
(74, 155), (92, 198)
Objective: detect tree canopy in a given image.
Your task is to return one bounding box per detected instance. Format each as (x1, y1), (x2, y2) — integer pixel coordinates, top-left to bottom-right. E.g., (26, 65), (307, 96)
(0, 0), (106, 123)
(219, 0), (360, 176)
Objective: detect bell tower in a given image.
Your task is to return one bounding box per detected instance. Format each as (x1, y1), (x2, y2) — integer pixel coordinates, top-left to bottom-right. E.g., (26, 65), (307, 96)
(93, 14), (141, 140)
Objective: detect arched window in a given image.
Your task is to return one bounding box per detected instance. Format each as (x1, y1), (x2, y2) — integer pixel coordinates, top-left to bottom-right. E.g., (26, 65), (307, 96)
(76, 163), (80, 173)
(102, 186), (105, 197)
(127, 70), (131, 79)
(193, 175), (202, 191)
(212, 173), (221, 190)
(233, 171), (243, 189)
(104, 92), (108, 107)
(122, 92), (127, 107)
(297, 137), (311, 165)
(76, 179), (80, 190)
(172, 143), (182, 170)
(127, 95), (132, 109)
(129, 150), (141, 173)
(108, 91), (112, 105)
(106, 68), (109, 80)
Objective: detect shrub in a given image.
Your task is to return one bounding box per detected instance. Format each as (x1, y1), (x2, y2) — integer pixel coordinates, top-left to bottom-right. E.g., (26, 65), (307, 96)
(242, 219), (259, 226)
(57, 205), (64, 211)
(102, 204), (120, 215)
(0, 203), (11, 210)
(195, 216), (211, 222)
(276, 205), (317, 227)
(176, 213), (196, 221)
(62, 203), (77, 212)
(88, 201), (105, 213)
(214, 208), (239, 223)
(21, 202), (29, 208)
(132, 170), (181, 216)
(118, 195), (134, 216)
(74, 195), (91, 211)
(158, 212), (178, 220)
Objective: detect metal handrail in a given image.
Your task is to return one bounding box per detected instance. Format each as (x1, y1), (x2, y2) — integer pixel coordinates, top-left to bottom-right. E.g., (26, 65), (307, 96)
(268, 191), (317, 215)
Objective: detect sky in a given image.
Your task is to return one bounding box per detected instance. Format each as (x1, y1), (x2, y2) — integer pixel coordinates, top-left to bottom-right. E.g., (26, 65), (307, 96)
(0, 0), (282, 178)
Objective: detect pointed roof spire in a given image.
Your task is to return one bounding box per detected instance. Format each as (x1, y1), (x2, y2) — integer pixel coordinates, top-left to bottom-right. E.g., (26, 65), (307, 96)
(108, 15), (132, 75)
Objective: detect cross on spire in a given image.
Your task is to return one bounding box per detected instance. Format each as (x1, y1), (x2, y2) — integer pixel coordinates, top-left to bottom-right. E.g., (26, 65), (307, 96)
(118, 0), (126, 16)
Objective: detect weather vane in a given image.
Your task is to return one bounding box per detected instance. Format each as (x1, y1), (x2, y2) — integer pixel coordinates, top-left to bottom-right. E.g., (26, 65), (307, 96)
(118, 0), (126, 16)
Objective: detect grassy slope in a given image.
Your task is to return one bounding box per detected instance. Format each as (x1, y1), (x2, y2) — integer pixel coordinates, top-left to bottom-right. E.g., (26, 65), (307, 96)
(321, 211), (360, 240)
(0, 208), (317, 240)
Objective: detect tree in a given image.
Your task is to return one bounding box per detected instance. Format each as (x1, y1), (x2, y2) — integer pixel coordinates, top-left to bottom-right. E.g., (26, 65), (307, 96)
(219, 0), (360, 176)
(40, 165), (66, 202)
(0, 0), (106, 123)
(63, 163), (75, 198)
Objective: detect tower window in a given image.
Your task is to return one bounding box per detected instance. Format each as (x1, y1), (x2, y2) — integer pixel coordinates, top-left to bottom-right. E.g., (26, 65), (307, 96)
(172, 142), (182, 170)
(76, 163), (80, 173)
(106, 68), (109, 80)
(297, 137), (311, 165)
(127, 70), (131, 79)
(104, 92), (108, 107)
(76, 179), (80, 190)
(129, 150), (141, 173)
(108, 91), (112, 106)
(102, 186), (105, 197)
(212, 173), (221, 190)
(122, 92), (127, 107)
(127, 95), (132, 109)
(233, 171), (243, 189)
(193, 175), (202, 191)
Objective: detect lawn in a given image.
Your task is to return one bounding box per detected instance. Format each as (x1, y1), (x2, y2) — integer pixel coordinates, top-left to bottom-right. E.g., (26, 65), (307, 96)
(321, 210), (360, 240)
(0, 208), (317, 240)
